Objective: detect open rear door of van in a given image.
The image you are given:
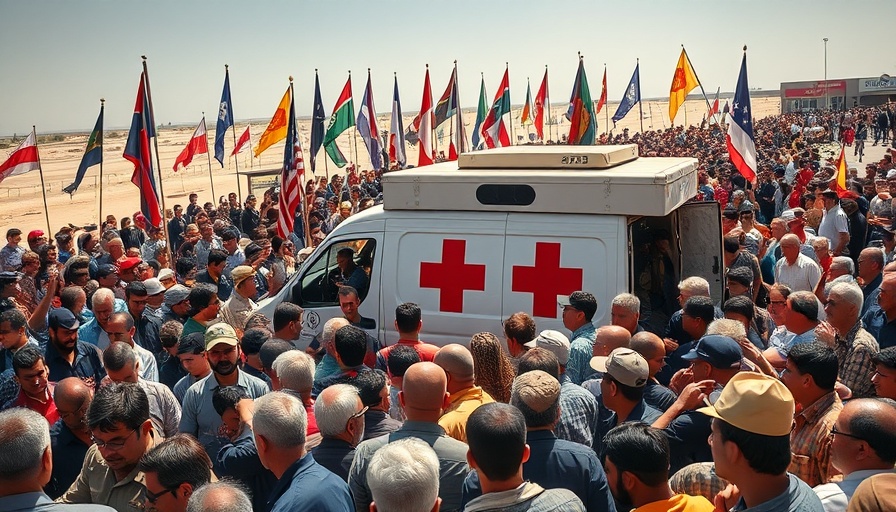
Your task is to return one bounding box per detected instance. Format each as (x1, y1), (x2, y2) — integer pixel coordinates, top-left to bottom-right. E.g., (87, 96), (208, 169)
(676, 202), (724, 300)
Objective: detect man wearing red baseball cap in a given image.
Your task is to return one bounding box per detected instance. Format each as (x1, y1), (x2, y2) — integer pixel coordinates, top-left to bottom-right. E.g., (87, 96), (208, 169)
(26, 230), (47, 252)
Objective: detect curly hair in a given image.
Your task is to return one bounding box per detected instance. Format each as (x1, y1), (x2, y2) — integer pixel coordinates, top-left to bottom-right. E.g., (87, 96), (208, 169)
(470, 332), (516, 403)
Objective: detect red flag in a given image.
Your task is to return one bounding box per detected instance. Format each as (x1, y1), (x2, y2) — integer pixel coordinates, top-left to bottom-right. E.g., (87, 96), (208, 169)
(231, 125), (251, 156)
(173, 118), (208, 171)
(418, 66), (434, 167)
(534, 68), (549, 141)
(596, 66), (607, 114)
(0, 130), (40, 185)
(707, 87), (720, 120)
(124, 72), (162, 228)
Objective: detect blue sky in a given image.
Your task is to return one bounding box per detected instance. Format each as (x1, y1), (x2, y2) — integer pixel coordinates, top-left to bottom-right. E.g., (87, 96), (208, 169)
(1, 0), (891, 134)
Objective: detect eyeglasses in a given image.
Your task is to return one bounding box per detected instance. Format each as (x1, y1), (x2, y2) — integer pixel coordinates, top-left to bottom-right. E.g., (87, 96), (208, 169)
(92, 429), (136, 450)
(349, 406), (369, 422)
(830, 426), (864, 441)
(769, 300), (787, 306)
(145, 486), (178, 504)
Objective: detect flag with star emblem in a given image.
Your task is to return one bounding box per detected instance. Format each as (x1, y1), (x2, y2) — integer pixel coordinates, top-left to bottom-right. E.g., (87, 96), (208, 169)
(726, 51), (757, 183)
(279, 82), (304, 239)
(62, 103), (103, 195)
(214, 67), (234, 166)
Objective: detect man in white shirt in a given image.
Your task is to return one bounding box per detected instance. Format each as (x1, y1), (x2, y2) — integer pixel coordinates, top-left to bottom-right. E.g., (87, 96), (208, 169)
(818, 190), (851, 256)
(776, 234), (822, 293)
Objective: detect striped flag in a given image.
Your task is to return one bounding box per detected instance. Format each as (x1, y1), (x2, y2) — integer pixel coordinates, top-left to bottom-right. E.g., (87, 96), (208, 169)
(173, 117), (208, 171)
(726, 50), (757, 183)
(520, 79), (534, 126)
(231, 125), (251, 156)
(832, 145), (849, 197)
(389, 74), (406, 169)
(124, 72), (162, 228)
(356, 70), (383, 170)
(0, 130), (40, 185)
(481, 65), (511, 148)
(278, 83), (303, 239)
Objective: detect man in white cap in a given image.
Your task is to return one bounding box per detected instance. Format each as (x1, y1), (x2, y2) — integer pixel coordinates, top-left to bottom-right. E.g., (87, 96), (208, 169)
(142, 278), (166, 318)
(178, 322), (268, 460)
(699, 372), (824, 511)
(157, 268), (176, 289)
(220, 265), (258, 330)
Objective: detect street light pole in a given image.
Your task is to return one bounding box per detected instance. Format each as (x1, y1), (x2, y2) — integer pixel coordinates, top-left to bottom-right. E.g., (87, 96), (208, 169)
(823, 37), (829, 111)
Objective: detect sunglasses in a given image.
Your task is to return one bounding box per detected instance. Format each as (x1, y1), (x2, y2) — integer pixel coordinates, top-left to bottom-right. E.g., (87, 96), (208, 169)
(145, 486), (178, 504)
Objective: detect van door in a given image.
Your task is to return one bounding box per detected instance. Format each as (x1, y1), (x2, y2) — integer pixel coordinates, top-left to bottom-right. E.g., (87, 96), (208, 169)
(381, 211), (507, 347)
(504, 213), (626, 330)
(675, 202), (724, 300)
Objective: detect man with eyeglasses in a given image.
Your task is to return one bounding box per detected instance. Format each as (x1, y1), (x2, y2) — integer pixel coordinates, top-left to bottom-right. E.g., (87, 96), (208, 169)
(871, 347), (896, 399)
(59, 382), (160, 511)
(46, 377), (94, 499)
(139, 434), (213, 512)
(311, 384), (366, 482)
(813, 398), (896, 510)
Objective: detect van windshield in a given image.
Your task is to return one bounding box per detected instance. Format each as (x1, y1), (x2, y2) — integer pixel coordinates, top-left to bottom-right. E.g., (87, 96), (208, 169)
(296, 238), (375, 306)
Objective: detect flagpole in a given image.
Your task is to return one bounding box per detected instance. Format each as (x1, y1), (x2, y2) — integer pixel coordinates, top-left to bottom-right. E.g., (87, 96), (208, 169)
(545, 66), (552, 143)
(603, 64), (609, 139)
(141, 56), (173, 264)
(32, 126), (52, 234)
(98, 98), (105, 227)
(454, 61), (466, 155)
(507, 62), (515, 146)
(637, 59), (644, 135)
(682, 46), (716, 130)
(350, 70), (359, 173)
(202, 112), (215, 202)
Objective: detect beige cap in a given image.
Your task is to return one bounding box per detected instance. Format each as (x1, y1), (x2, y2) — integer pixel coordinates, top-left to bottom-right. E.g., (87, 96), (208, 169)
(231, 265), (256, 287)
(204, 322), (239, 351)
(697, 372), (795, 436)
(590, 348), (649, 387)
(511, 370), (560, 413)
(157, 268), (175, 282)
(533, 330), (571, 365)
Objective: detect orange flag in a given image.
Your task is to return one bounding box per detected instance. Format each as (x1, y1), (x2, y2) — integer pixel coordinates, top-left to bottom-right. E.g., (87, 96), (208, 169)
(254, 87), (290, 157)
(669, 48), (699, 122)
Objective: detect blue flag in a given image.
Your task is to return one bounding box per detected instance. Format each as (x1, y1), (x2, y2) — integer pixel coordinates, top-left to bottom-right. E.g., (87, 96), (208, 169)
(62, 104), (103, 195)
(310, 71), (326, 173)
(612, 63), (640, 126)
(214, 68), (234, 166)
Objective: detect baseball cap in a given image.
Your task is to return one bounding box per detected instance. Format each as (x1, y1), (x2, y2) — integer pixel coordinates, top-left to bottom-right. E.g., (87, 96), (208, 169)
(177, 332), (206, 355)
(888, 169), (896, 180)
(780, 208), (806, 223)
(697, 372), (794, 436)
(231, 266), (257, 287)
(95, 264), (118, 279)
(118, 257), (142, 272)
(532, 330), (571, 365)
(590, 348), (649, 387)
(164, 284), (191, 307)
(143, 278), (165, 296)
(204, 322), (239, 351)
(681, 335), (743, 369)
(558, 291), (597, 319)
(0, 271), (23, 284)
(512, 370), (560, 413)
(27, 230), (45, 241)
(48, 308), (80, 330)
(157, 268), (175, 282)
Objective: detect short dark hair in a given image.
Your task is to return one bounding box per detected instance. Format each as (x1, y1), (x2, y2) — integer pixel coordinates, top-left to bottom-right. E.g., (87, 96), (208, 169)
(604, 373), (645, 402)
(212, 385), (250, 416)
(207, 249), (228, 266)
(110, 311), (135, 331)
(503, 312), (536, 344)
(337, 286), (360, 302)
(259, 339), (295, 371)
(604, 422), (671, 486)
(176, 258), (197, 277)
(466, 403), (527, 482)
(873, 346), (896, 370)
(188, 284), (217, 313)
(387, 345), (420, 378)
(684, 296), (716, 324)
(160, 320), (183, 349)
(847, 398), (896, 463)
(517, 348), (560, 380)
(12, 345), (44, 375)
(717, 419), (791, 475)
(125, 281), (147, 299)
(103, 342), (137, 372)
(59, 287), (85, 313)
(139, 434), (212, 490)
(352, 369), (388, 407)
(0, 308), (27, 331)
(88, 382), (150, 433)
(395, 302), (421, 333)
(241, 328), (271, 356)
(723, 296), (755, 323)
(273, 303), (302, 332)
(6, 228), (22, 238)
(788, 291), (819, 322)
(723, 236), (740, 254)
(788, 342), (838, 391)
(334, 325), (368, 367)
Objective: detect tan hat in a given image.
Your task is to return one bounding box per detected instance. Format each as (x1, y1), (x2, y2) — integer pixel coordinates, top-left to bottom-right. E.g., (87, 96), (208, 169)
(231, 265), (256, 287)
(512, 370), (560, 413)
(533, 330), (571, 365)
(157, 268), (175, 282)
(590, 348), (649, 387)
(204, 322), (239, 351)
(696, 372), (794, 436)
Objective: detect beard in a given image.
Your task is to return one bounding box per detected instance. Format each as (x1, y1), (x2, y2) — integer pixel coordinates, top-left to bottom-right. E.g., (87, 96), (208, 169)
(212, 360), (237, 376)
(613, 471), (633, 510)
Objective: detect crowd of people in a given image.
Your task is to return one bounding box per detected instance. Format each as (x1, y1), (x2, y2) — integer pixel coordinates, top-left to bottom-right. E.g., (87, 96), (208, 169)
(4, 105), (896, 512)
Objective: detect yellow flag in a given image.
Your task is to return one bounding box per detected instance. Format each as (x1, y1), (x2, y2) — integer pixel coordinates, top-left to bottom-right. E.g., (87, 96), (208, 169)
(254, 86), (291, 157)
(668, 49), (700, 122)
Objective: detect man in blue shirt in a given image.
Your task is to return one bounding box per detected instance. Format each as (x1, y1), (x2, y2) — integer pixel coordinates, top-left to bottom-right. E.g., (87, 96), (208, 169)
(44, 309), (105, 390)
(862, 273), (896, 349)
(561, 291), (598, 385)
(254, 391), (353, 512)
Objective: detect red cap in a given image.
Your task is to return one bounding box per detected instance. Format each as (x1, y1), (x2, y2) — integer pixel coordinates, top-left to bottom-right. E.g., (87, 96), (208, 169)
(27, 230), (45, 240)
(118, 256), (142, 272)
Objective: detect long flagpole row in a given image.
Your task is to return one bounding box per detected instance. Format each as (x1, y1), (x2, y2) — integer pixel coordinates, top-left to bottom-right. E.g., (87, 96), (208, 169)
(33, 126), (52, 234)
(141, 56), (173, 265)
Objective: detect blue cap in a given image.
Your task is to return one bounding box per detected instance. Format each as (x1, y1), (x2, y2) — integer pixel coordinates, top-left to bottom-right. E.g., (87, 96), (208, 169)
(682, 335), (743, 369)
(0, 271), (22, 283)
(48, 308), (80, 330)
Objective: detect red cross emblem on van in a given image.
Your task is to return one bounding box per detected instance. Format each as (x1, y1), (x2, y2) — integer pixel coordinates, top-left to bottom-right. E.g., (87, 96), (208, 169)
(419, 239), (486, 313)
(512, 242), (583, 318)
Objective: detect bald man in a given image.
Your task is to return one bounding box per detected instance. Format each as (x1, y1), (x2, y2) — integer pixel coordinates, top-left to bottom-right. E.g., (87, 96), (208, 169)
(629, 332), (678, 412)
(433, 344), (495, 443)
(814, 399), (896, 509)
(349, 362), (470, 512)
(47, 377), (94, 498)
(580, 325), (632, 383)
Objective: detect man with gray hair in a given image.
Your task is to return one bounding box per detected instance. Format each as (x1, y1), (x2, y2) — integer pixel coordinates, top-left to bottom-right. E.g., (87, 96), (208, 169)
(661, 276), (722, 384)
(104, 312), (158, 382)
(611, 293), (642, 336)
(776, 233), (822, 293)
(270, 349), (320, 446)
(368, 438), (441, 512)
(313, 317), (351, 385)
(0, 408), (115, 511)
(253, 391), (353, 511)
(186, 482), (253, 512)
(77, 287), (126, 349)
(312, 383), (366, 481)
(817, 282), (879, 398)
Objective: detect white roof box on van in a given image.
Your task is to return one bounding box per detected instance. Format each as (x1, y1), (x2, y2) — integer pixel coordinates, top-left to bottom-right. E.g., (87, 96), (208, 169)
(383, 145), (698, 217)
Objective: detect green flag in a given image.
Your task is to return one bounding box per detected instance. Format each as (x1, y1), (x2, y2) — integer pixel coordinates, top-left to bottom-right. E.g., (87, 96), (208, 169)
(471, 76), (487, 149)
(323, 75), (355, 167)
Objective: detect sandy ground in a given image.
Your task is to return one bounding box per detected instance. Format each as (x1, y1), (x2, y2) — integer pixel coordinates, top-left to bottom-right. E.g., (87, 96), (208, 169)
(1, 96), (792, 237)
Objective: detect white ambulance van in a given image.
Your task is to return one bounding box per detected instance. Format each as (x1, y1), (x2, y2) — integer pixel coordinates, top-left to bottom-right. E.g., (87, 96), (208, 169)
(257, 145), (723, 348)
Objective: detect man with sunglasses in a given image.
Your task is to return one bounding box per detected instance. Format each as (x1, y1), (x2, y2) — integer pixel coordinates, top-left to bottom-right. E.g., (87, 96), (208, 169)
(59, 382), (159, 511)
(139, 434), (213, 512)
